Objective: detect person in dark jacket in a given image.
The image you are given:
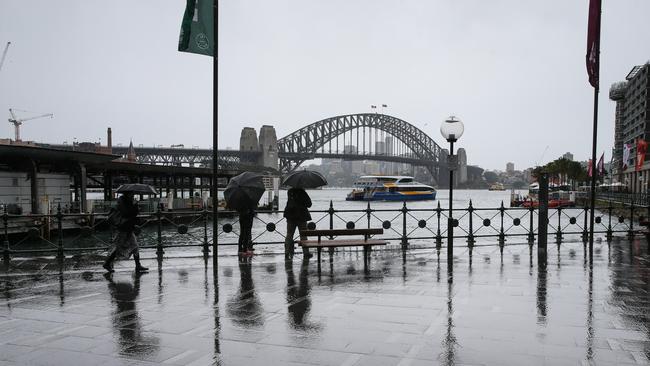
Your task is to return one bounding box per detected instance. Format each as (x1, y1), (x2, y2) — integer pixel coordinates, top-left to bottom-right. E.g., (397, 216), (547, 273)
(283, 188), (312, 259)
(103, 192), (148, 272)
(238, 206), (255, 256)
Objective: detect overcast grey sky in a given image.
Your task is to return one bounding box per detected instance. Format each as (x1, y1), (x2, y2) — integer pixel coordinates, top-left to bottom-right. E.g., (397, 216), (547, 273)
(1, 1), (649, 170)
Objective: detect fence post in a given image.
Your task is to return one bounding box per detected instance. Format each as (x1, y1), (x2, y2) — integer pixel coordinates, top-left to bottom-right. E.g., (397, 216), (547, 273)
(202, 208), (210, 256)
(498, 201), (505, 250)
(366, 202), (371, 229)
(628, 201), (635, 239)
(156, 206), (164, 258)
(606, 200), (613, 241)
(435, 201), (442, 250)
(2, 212), (9, 263)
(556, 207), (563, 244)
(528, 205), (535, 245)
(467, 200), (475, 247)
(582, 206), (588, 243)
(328, 200), (334, 240)
(538, 173), (549, 265)
(401, 201), (408, 248)
(56, 204), (64, 260)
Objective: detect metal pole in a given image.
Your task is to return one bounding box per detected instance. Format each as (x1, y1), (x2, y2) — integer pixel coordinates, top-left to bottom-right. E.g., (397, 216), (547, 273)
(587, 0), (602, 258)
(448, 139), (455, 267)
(212, 0), (219, 275)
(56, 204), (64, 260)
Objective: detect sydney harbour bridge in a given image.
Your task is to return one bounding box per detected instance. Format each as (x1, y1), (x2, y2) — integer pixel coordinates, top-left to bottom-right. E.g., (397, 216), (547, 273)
(110, 113), (449, 184)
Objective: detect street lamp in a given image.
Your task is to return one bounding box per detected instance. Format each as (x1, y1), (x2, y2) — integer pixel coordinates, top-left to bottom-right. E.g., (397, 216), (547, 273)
(440, 116), (464, 267)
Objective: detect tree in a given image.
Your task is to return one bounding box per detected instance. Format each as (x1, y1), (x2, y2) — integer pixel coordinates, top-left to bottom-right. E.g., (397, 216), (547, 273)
(484, 171), (498, 184)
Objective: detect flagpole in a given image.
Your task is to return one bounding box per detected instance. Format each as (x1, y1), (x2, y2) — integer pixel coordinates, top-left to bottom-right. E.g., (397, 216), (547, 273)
(588, 0), (602, 259)
(212, 0), (219, 276)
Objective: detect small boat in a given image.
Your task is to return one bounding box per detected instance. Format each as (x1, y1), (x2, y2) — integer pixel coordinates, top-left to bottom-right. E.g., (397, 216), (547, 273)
(521, 191), (576, 208)
(488, 182), (506, 191)
(346, 175), (436, 201)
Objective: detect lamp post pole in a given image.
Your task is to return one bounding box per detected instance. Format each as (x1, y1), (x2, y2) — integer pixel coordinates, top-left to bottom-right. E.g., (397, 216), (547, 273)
(447, 138), (456, 267)
(440, 116), (464, 269)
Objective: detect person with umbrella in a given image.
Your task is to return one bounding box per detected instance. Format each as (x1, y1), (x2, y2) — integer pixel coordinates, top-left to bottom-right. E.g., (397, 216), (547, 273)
(103, 184), (155, 273)
(224, 172), (265, 257)
(282, 170), (327, 260)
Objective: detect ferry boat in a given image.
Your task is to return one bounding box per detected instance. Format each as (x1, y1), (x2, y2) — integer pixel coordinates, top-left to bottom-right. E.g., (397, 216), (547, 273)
(346, 176), (436, 201)
(488, 182), (506, 191)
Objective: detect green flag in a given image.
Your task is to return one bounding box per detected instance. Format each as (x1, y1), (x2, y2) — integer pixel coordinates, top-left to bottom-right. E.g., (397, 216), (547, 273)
(178, 0), (214, 56)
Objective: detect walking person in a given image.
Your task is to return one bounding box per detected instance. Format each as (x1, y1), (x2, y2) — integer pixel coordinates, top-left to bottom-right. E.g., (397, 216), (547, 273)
(283, 187), (313, 259)
(103, 192), (148, 273)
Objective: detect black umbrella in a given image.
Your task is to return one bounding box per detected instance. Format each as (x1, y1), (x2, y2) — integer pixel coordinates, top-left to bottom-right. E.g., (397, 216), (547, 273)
(282, 170), (328, 189)
(224, 172), (265, 211)
(116, 183), (158, 195)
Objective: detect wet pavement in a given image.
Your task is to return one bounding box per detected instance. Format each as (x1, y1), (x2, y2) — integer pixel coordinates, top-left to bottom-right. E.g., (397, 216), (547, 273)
(1, 238), (650, 365)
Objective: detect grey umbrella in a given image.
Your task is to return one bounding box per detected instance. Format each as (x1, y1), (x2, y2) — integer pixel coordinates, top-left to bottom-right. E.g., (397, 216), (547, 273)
(282, 170), (328, 189)
(115, 183), (158, 195)
(224, 172), (265, 211)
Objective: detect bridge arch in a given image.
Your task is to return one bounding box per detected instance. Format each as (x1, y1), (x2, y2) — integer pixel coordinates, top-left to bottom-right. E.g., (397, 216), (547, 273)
(277, 113), (445, 182)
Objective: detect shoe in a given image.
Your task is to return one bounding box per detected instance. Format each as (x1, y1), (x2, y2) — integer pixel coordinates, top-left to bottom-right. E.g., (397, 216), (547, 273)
(303, 252), (313, 259)
(135, 266), (149, 273)
(103, 262), (114, 273)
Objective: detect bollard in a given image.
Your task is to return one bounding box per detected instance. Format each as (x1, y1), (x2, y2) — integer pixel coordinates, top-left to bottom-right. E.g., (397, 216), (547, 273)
(467, 200), (475, 247)
(2, 212), (9, 263)
(498, 201), (505, 249)
(435, 201), (442, 250)
(527, 204), (535, 245)
(156, 206), (164, 258)
(56, 204), (64, 260)
(537, 173), (549, 265)
(202, 209), (210, 256)
(401, 201), (408, 248)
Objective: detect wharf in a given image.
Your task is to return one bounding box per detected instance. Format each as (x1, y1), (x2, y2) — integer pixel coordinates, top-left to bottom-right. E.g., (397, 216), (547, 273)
(1, 238), (649, 365)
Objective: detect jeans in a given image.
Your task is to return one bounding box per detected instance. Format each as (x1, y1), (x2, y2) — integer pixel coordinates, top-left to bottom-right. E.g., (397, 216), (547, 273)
(284, 220), (309, 257)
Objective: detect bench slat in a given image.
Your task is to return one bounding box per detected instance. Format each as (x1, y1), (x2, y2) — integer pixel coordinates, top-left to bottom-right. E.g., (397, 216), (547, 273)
(299, 239), (387, 248)
(302, 228), (383, 237)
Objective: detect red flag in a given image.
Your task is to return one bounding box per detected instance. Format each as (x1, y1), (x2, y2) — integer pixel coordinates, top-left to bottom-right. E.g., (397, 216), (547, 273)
(586, 0), (601, 88)
(597, 153), (605, 176)
(636, 139), (648, 171)
(588, 158), (593, 177)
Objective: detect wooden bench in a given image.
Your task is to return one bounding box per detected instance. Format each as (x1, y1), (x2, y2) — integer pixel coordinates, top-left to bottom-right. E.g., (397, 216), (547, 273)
(299, 228), (387, 265)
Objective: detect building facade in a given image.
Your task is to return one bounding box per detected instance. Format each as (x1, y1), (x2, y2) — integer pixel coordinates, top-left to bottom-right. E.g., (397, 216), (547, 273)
(609, 62), (650, 192)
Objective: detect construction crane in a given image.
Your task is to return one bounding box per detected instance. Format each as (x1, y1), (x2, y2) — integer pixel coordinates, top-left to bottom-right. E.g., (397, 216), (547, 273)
(8, 108), (53, 142)
(0, 42), (10, 74)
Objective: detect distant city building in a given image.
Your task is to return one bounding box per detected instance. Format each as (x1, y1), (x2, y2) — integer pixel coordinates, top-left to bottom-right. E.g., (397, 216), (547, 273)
(562, 152), (574, 161)
(506, 162), (514, 174)
(610, 62), (650, 192)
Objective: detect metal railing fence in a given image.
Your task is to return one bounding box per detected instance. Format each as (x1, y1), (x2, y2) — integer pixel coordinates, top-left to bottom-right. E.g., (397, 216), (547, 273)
(2, 199), (648, 262)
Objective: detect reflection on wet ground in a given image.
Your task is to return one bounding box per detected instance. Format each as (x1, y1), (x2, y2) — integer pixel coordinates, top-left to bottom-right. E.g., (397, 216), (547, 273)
(1, 238), (650, 365)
